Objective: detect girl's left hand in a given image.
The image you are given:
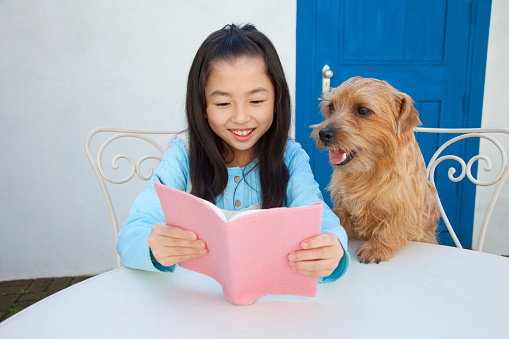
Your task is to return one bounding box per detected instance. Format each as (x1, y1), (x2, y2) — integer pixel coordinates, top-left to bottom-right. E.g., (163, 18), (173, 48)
(288, 232), (344, 277)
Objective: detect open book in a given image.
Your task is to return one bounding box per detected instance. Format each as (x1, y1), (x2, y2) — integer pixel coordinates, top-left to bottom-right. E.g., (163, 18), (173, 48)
(153, 182), (322, 305)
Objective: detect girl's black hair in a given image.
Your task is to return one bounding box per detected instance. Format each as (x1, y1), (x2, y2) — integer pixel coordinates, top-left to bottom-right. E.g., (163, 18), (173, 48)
(185, 23), (291, 208)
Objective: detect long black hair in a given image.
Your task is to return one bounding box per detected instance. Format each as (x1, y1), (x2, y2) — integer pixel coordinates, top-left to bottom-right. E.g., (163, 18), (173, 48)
(185, 24), (291, 208)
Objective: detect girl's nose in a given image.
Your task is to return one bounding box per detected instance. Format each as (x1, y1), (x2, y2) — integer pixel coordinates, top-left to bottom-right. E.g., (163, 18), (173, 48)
(231, 105), (251, 124)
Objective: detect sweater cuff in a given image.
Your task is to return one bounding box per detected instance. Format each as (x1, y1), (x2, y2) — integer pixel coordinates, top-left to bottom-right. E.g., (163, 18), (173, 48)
(149, 248), (176, 272)
(318, 239), (351, 284)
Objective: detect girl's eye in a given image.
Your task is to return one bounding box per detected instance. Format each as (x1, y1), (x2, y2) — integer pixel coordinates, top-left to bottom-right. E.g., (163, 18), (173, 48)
(251, 100), (265, 104)
(216, 103), (230, 107)
(356, 106), (373, 117)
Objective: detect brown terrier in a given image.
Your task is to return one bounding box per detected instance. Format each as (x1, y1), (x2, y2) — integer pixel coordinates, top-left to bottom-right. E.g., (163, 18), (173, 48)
(312, 76), (440, 263)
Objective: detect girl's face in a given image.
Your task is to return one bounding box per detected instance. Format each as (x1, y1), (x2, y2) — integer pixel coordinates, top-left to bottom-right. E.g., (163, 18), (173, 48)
(205, 56), (275, 167)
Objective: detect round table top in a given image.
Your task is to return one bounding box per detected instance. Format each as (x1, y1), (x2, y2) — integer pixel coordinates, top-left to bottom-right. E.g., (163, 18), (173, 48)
(1, 240), (508, 338)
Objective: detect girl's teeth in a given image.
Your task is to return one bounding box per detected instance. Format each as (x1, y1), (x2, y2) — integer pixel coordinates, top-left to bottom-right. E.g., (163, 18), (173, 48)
(232, 129), (252, 136)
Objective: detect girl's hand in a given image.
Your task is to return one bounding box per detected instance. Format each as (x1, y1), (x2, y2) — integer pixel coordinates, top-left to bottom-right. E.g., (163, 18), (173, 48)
(148, 222), (208, 267)
(288, 232), (344, 277)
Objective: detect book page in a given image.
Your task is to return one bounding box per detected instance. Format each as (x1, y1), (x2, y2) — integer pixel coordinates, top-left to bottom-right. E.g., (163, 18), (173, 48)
(229, 206), (272, 221)
(200, 199), (228, 223)
(199, 199), (265, 222)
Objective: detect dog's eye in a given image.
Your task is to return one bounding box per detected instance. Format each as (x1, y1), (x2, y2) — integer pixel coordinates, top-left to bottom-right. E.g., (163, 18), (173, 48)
(328, 103), (334, 112)
(356, 107), (372, 117)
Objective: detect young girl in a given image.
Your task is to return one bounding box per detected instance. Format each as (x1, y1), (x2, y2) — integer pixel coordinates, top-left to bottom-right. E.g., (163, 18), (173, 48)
(117, 24), (350, 283)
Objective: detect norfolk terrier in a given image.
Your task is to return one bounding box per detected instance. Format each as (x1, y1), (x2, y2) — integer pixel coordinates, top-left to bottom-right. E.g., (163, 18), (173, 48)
(312, 77), (440, 263)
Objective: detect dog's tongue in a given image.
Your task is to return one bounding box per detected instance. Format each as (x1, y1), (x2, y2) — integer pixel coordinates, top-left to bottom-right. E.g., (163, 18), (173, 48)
(329, 150), (347, 165)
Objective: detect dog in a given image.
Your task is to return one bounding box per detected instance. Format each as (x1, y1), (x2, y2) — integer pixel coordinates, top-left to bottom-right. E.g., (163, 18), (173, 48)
(312, 76), (440, 263)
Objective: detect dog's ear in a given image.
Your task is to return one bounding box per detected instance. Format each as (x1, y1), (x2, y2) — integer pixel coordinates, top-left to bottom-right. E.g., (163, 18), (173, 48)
(396, 93), (421, 137)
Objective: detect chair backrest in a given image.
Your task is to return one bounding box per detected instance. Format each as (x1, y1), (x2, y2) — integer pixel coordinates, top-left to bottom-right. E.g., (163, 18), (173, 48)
(85, 128), (180, 266)
(414, 127), (509, 251)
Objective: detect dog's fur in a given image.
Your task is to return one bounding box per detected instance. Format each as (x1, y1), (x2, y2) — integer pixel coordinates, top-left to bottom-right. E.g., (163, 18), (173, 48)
(312, 77), (440, 263)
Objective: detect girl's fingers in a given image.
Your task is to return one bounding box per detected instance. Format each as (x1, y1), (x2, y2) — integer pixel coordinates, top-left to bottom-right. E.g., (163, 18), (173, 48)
(159, 238), (206, 250)
(289, 234), (343, 263)
(153, 222), (198, 241)
(149, 223), (206, 250)
(300, 232), (338, 249)
(288, 233), (344, 278)
(156, 251), (208, 268)
(289, 246), (338, 262)
(163, 246), (208, 257)
(289, 258), (338, 273)
(149, 223), (208, 266)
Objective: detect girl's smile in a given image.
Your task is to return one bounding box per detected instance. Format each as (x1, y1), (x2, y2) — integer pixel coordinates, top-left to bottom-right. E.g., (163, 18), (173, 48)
(205, 56), (275, 167)
(230, 128), (255, 139)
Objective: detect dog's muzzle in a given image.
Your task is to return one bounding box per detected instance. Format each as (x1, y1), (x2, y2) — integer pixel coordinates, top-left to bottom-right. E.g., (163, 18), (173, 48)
(319, 127), (335, 146)
(318, 127), (356, 166)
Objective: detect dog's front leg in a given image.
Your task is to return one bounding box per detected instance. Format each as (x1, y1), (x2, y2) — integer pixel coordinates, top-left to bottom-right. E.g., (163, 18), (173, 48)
(357, 239), (398, 264)
(333, 207), (357, 238)
(356, 220), (406, 264)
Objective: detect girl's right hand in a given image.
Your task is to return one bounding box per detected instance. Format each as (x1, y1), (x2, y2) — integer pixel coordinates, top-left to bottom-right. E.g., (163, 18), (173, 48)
(148, 222), (208, 267)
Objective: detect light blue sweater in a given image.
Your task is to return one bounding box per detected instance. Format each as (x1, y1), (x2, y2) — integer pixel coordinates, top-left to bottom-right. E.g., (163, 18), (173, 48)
(117, 133), (350, 283)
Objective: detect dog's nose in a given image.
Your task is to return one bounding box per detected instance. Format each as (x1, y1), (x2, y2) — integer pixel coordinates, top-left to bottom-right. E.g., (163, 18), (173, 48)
(319, 128), (335, 143)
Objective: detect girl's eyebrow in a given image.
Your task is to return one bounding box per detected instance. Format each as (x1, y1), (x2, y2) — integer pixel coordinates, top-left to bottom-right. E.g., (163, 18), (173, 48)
(250, 87), (269, 95)
(208, 87), (269, 97)
(209, 90), (230, 97)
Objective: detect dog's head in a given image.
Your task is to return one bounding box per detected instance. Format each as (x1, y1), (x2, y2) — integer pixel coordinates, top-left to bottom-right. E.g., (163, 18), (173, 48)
(311, 76), (421, 172)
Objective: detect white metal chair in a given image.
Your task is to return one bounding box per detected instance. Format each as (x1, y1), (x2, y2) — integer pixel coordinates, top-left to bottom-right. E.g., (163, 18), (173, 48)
(85, 128), (181, 266)
(414, 127), (509, 251)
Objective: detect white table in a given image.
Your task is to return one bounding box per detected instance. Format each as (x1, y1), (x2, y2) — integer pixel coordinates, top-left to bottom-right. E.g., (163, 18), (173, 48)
(1, 240), (508, 338)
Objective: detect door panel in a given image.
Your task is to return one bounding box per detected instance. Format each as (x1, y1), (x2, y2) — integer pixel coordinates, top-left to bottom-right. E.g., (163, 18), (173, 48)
(343, 0), (447, 62)
(296, 0), (491, 247)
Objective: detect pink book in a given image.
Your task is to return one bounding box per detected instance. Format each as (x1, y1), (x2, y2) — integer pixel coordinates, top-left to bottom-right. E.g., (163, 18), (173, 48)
(153, 182), (322, 305)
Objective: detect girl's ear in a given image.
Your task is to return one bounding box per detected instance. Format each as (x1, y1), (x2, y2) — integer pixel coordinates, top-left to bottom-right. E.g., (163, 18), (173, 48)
(396, 92), (421, 137)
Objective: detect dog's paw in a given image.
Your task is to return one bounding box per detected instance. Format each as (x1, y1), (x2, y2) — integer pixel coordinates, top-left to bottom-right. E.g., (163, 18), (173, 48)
(356, 242), (395, 264)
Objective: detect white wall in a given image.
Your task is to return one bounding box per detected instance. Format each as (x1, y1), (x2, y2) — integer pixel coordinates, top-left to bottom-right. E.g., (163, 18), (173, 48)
(473, 0), (509, 255)
(0, 0), (296, 280)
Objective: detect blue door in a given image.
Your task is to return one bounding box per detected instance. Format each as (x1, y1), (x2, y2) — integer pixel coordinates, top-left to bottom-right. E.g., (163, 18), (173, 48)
(296, 0), (491, 247)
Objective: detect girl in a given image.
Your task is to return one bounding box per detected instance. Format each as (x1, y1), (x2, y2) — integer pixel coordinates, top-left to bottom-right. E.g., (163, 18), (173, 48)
(118, 24), (350, 282)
